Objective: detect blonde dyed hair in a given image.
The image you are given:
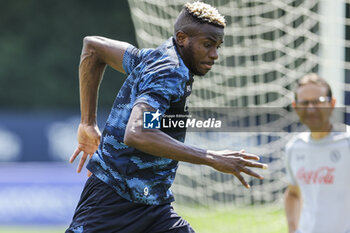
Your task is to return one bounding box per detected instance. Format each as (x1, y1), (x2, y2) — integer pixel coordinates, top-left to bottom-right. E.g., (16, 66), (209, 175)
(184, 1), (226, 27)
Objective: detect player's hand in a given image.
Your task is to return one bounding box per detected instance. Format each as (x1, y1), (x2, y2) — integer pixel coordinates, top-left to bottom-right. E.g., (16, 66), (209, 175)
(208, 149), (268, 189)
(69, 123), (101, 176)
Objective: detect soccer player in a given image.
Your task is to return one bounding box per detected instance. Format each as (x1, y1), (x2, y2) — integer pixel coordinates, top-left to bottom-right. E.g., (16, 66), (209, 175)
(66, 2), (267, 232)
(284, 73), (350, 233)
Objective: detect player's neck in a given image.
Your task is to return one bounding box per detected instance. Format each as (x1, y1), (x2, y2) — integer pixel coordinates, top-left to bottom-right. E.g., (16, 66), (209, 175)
(310, 123), (332, 140)
(174, 42), (186, 66)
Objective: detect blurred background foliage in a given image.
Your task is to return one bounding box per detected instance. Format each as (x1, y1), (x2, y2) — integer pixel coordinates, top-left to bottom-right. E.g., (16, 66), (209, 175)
(0, 0), (136, 109)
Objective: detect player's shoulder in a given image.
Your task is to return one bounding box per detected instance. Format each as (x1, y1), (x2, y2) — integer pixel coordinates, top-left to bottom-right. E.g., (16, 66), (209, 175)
(342, 124), (350, 135)
(155, 37), (180, 64)
(285, 132), (309, 151)
(330, 124), (350, 142)
(143, 38), (190, 79)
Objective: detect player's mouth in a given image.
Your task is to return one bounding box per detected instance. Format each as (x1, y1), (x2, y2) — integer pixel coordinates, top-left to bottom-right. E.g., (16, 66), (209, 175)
(202, 62), (214, 70)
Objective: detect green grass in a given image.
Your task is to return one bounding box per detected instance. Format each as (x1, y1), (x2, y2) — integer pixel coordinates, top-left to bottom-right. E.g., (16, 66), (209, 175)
(176, 205), (287, 233)
(0, 205), (287, 233)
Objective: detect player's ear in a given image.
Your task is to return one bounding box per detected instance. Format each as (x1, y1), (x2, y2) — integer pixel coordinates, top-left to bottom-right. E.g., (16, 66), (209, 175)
(175, 31), (188, 47)
(292, 101), (297, 109)
(330, 97), (336, 108)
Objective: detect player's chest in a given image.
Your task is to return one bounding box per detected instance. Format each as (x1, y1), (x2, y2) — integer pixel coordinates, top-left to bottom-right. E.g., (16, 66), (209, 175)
(290, 142), (350, 186)
(168, 80), (193, 113)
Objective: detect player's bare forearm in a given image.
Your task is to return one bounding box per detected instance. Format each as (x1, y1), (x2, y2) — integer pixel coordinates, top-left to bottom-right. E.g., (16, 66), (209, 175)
(79, 42), (105, 125)
(284, 185), (302, 233)
(124, 103), (216, 165)
(124, 103), (268, 188)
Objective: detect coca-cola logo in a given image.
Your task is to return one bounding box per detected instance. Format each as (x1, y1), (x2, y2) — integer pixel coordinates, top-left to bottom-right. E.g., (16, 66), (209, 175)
(296, 166), (335, 184)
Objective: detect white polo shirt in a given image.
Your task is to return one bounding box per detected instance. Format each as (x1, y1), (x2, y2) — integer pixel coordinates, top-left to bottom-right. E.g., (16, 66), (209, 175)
(285, 128), (350, 233)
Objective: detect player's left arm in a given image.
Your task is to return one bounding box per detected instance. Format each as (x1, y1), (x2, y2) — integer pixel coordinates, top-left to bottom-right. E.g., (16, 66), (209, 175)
(124, 102), (267, 188)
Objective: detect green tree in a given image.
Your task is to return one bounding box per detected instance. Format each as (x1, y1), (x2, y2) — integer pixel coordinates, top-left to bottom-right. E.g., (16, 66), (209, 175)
(0, 0), (136, 109)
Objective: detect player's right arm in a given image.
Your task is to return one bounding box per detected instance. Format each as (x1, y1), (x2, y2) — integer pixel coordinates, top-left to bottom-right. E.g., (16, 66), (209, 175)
(70, 36), (132, 174)
(284, 184), (302, 233)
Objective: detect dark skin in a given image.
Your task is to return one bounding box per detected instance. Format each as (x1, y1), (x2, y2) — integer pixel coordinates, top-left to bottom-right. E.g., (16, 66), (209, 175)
(124, 102), (266, 188)
(175, 23), (224, 76)
(70, 22), (268, 188)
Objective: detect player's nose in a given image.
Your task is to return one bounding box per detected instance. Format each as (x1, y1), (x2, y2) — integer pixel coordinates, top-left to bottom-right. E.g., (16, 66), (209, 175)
(209, 48), (219, 60)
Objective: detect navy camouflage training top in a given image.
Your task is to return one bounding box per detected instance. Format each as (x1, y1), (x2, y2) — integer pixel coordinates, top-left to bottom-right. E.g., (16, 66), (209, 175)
(87, 37), (194, 205)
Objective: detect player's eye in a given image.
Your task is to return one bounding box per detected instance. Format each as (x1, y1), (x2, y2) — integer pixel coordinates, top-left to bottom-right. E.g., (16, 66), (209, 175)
(204, 42), (212, 48)
(296, 96), (331, 107)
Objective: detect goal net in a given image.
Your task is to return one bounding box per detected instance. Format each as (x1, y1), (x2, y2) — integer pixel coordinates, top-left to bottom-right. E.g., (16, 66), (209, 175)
(127, 0), (348, 208)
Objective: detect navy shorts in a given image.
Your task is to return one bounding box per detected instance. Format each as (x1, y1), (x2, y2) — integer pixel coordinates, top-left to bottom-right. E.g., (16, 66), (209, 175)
(66, 175), (195, 233)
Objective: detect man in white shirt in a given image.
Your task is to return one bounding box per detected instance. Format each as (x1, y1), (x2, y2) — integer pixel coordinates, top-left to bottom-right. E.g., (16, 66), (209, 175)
(284, 73), (350, 233)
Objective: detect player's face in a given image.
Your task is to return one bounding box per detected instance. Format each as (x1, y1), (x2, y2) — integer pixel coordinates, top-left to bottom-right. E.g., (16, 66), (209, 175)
(293, 83), (335, 132)
(182, 24), (224, 76)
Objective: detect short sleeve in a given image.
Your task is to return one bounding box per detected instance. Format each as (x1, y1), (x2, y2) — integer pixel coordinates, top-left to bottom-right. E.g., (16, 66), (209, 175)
(122, 45), (153, 75)
(134, 71), (186, 114)
(285, 143), (297, 185)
